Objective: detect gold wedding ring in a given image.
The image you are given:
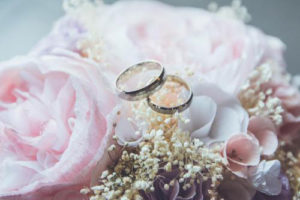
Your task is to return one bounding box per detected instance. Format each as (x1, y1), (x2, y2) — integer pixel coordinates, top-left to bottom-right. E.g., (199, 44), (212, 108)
(147, 75), (193, 115)
(115, 61), (165, 101)
(115, 61), (193, 114)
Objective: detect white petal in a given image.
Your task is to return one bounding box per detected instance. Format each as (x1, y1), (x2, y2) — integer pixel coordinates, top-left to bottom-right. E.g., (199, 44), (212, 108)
(115, 116), (144, 147)
(209, 107), (244, 141)
(192, 82), (235, 105)
(114, 102), (147, 147)
(191, 82), (249, 143)
(180, 96), (217, 139)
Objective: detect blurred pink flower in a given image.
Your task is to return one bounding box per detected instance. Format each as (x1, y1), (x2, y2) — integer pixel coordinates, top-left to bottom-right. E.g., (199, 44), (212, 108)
(0, 50), (117, 200)
(262, 67), (300, 141)
(273, 85), (300, 140)
(248, 116), (278, 156)
(87, 0), (285, 94)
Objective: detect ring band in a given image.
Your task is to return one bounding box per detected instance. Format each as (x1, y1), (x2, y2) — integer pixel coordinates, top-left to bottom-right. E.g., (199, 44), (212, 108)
(115, 61), (165, 101)
(147, 75), (193, 115)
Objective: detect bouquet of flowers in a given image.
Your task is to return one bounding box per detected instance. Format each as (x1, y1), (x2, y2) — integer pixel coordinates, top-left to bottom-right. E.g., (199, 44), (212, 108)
(0, 0), (299, 200)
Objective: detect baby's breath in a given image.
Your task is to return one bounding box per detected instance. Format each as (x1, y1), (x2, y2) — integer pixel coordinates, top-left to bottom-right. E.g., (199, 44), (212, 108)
(77, 34), (103, 62)
(86, 101), (225, 200)
(239, 62), (284, 125)
(209, 0), (251, 23)
(275, 141), (300, 200)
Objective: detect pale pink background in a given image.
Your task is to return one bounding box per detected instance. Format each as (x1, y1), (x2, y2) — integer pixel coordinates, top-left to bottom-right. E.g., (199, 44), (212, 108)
(0, 0), (299, 74)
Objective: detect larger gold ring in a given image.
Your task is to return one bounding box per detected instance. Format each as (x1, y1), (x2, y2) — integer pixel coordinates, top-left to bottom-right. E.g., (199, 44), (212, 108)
(115, 61), (165, 101)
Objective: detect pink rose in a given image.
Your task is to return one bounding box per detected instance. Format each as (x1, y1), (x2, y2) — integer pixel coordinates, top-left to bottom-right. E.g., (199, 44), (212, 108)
(79, 0), (286, 94)
(0, 50), (117, 199)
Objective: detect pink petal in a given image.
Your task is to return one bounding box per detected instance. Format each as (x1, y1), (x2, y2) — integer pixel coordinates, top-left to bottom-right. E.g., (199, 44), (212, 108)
(248, 117), (278, 155)
(248, 117), (276, 134)
(224, 134), (260, 169)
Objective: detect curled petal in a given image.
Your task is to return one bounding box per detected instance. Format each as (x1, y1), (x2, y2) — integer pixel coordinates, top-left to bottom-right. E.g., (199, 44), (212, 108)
(224, 134), (260, 173)
(248, 117), (276, 133)
(250, 130), (278, 156)
(181, 82), (249, 144)
(114, 103), (147, 147)
(248, 117), (278, 155)
(115, 116), (144, 146)
(194, 83), (249, 141)
(180, 96), (217, 138)
(209, 107), (247, 142)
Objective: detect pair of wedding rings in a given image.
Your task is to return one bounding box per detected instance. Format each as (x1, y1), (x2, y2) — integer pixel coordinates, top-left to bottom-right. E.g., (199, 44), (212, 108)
(115, 61), (193, 114)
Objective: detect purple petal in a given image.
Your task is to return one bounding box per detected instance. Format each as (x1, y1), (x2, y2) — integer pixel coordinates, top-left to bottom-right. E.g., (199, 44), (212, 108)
(252, 173), (292, 200)
(140, 168), (209, 200)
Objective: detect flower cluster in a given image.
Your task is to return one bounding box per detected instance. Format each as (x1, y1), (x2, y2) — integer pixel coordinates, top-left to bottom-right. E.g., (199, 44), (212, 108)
(83, 57), (300, 200)
(0, 0), (299, 200)
(275, 141), (300, 200)
(84, 101), (225, 200)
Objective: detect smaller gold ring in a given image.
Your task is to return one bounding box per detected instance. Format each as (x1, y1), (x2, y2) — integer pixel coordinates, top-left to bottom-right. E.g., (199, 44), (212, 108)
(147, 75), (193, 115)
